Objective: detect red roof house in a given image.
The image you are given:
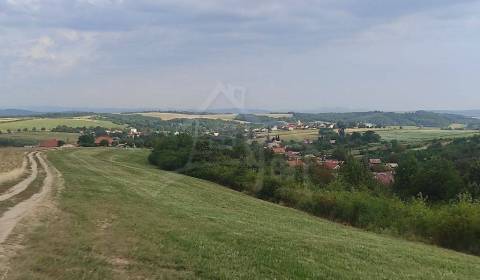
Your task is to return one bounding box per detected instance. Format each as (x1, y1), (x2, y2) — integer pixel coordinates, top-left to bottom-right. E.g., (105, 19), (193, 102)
(374, 172), (395, 185)
(39, 139), (59, 148)
(322, 159), (342, 170)
(95, 136), (114, 146)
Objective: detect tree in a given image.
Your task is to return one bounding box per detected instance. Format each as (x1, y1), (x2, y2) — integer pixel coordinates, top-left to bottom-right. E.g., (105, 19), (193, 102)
(412, 158), (465, 201)
(395, 155), (465, 202)
(340, 156), (372, 188)
(78, 134), (95, 147)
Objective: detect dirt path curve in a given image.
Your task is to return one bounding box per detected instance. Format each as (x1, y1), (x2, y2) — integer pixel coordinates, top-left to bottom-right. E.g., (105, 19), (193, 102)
(0, 152), (54, 244)
(0, 153), (38, 201)
(0, 153), (30, 186)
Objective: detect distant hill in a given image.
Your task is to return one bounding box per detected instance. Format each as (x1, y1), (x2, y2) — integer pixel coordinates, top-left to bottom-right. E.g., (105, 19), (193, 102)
(433, 110), (480, 119)
(0, 109), (38, 117)
(293, 111), (480, 128)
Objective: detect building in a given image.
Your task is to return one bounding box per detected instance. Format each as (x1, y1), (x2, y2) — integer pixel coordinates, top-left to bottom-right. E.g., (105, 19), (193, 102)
(95, 136), (114, 146)
(374, 172), (395, 185)
(272, 146), (286, 154)
(321, 159), (342, 170)
(39, 139), (59, 148)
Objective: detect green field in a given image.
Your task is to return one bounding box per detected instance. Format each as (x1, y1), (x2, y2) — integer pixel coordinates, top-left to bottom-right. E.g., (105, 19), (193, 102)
(0, 117), (125, 131)
(7, 148), (480, 279)
(269, 127), (479, 143)
(0, 132), (79, 145)
(374, 127), (479, 142)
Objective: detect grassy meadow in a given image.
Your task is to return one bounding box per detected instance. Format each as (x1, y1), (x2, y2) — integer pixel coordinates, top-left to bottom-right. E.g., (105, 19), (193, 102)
(0, 117), (125, 131)
(7, 148), (480, 279)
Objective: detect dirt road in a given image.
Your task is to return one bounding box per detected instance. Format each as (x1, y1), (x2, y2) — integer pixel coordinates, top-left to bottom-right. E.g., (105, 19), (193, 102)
(0, 151), (57, 277)
(0, 153), (37, 202)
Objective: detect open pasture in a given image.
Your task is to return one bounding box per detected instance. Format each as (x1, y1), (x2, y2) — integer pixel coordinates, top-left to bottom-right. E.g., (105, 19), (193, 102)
(0, 116), (125, 131)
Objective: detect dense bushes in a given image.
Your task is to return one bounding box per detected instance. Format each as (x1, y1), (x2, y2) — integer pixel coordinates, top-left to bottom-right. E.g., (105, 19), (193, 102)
(276, 187), (480, 254)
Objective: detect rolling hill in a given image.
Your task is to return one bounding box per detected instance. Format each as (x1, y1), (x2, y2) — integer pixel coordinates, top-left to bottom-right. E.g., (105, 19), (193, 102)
(6, 148), (480, 279)
(293, 111), (480, 127)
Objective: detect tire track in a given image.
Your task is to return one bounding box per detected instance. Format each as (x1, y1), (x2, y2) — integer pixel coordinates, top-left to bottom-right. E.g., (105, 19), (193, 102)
(0, 152), (30, 186)
(0, 153), (38, 202)
(0, 152), (54, 244)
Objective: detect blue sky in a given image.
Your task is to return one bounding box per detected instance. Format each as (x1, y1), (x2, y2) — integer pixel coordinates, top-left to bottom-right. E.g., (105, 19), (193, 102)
(1, 0), (479, 111)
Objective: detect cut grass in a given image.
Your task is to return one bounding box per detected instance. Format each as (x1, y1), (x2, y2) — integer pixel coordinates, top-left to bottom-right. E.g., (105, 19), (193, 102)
(6, 148), (480, 279)
(0, 117), (125, 131)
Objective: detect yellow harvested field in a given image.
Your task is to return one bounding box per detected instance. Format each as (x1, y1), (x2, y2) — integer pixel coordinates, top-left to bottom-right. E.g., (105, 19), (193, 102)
(0, 148), (26, 173)
(0, 118), (20, 123)
(138, 112), (238, 121)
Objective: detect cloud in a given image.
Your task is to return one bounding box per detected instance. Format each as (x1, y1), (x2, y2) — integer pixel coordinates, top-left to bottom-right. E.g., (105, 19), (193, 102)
(0, 0), (479, 109)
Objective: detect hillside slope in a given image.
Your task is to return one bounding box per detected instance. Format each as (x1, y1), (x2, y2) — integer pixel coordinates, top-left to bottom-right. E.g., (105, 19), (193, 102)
(6, 149), (480, 279)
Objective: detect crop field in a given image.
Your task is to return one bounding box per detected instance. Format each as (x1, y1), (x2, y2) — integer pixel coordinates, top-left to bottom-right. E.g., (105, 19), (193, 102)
(5, 148), (480, 279)
(254, 113), (293, 118)
(0, 132), (79, 145)
(369, 127), (479, 142)
(269, 127), (479, 143)
(0, 117), (125, 131)
(262, 129), (319, 141)
(0, 148), (25, 173)
(138, 112), (238, 121)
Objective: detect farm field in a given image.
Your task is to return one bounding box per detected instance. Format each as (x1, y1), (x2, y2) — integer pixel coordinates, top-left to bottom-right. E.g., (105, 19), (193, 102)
(5, 148), (480, 279)
(137, 112), (238, 121)
(268, 127), (479, 143)
(0, 132), (79, 145)
(254, 113), (293, 118)
(262, 129), (319, 141)
(371, 127), (479, 142)
(0, 117), (125, 131)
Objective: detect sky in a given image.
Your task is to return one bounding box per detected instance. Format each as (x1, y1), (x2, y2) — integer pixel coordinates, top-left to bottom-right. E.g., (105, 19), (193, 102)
(0, 0), (479, 112)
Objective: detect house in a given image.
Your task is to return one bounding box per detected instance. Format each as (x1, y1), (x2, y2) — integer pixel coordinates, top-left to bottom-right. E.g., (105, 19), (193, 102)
(369, 159), (382, 165)
(272, 146), (286, 154)
(387, 163), (399, 169)
(95, 136), (114, 146)
(39, 139), (59, 148)
(321, 159), (342, 170)
(286, 151), (301, 160)
(374, 172), (395, 185)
